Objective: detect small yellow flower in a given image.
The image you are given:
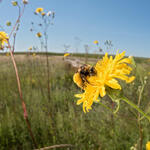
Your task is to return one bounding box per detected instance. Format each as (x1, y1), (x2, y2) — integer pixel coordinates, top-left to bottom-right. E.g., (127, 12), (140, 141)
(32, 53), (36, 57)
(36, 32), (42, 38)
(23, 0), (28, 4)
(41, 12), (46, 16)
(0, 31), (9, 50)
(93, 40), (99, 45)
(12, 1), (18, 6)
(6, 52), (10, 56)
(35, 8), (44, 13)
(64, 53), (70, 57)
(73, 51), (135, 112)
(146, 141), (150, 150)
(6, 21), (11, 26)
(28, 47), (32, 50)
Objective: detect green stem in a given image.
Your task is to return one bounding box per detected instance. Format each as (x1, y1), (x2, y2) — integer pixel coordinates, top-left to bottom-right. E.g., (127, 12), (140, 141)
(99, 102), (112, 112)
(122, 96), (150, 122)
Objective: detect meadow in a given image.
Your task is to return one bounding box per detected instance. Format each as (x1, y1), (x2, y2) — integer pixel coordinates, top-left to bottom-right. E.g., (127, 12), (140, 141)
(1, 1), (150, 149)
(0, 53), (150, 150)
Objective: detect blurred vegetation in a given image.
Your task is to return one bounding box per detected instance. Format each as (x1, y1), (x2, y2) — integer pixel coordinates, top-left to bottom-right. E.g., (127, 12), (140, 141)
(0, 54), (150, 150)
(0, 52), (148, 62)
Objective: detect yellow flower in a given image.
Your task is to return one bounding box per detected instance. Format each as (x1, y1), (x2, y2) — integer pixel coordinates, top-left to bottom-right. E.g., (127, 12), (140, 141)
(36, 32), (42, 38)
(28, 47), (32, 50)
(41, 12), (46, 16)
(6, 52), (10, 56)
(6, 21), (11, 26)
(93, 40), (99, 45)
(35, 8), (44, 13)
(0, 31), (9, 49)
(64, 53), (70, 57)
(32, 53), (36, 57)
(12, 1), (18, 6)
(146, 141), (150, 150)
(23, 0), (28, 4)
(73, 51), (135, 112)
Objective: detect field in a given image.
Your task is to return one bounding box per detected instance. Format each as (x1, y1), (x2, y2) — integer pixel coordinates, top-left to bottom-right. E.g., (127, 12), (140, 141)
(1, 0), (150, 149)
(0, 53), (150, 150)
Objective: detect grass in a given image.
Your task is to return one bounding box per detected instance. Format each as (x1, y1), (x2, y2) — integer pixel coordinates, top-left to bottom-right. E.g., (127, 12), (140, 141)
(0, 54), (150, 150)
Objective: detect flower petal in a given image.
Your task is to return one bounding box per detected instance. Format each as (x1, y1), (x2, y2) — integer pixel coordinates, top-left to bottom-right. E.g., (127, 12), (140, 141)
(99, 86), (106, 97)
(106, 79), (121, 89)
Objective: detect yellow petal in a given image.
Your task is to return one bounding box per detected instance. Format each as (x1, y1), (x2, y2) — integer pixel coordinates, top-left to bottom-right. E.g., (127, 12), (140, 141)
(77, 99), (84, 105)
(118, 58), (132, 64)
(111, 74), (129, 82)
(99, 86), (106, 97)
(64, 53), (70, 57)
(114, 51), (125, 62)
(106, 79), (121, 89)
(126, 76), (135, 83)
(73, 73), (84, 89)
(146, 141), (150, 150)
(75, 94), (83, 98)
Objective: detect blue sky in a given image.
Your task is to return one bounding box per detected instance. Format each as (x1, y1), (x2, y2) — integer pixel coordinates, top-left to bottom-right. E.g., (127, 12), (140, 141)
(0, 0), (150, 57)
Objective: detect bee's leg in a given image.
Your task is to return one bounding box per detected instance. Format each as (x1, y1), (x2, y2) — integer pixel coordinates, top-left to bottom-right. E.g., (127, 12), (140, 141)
(80, 74), (89, 84)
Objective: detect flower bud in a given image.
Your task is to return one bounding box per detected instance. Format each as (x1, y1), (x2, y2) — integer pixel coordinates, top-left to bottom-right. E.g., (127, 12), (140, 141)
(12, 1), (18, 6)
(6, 21), (11, 26)
(23, 0), (28, 4)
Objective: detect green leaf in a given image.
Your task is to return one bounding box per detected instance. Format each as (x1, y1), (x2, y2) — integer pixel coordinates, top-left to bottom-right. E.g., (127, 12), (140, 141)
(106, 87), (150, 122)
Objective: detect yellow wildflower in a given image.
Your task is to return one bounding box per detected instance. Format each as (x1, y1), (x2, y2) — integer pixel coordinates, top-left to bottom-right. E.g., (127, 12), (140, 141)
(73, 51), (135, 112)
(28, 47), (32, 50)
(23, 0), (28, 4)
(41, 12), (46, 16)
(146, 141), (150, 150)
(6, 52), (10, 56)
(93, 40), (99, 45)
(12, 1), (18, 6)
(0, 31), (9, 49)
(32, 53), (36, 57)
(36, 32), (42, 38)
(6, 21), (11, 26)
(35, 8), (43, 13)
(64, 53), (70, 57)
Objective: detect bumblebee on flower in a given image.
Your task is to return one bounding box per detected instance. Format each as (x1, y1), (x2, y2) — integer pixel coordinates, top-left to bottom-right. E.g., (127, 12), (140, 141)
(73, 51), (135, 112)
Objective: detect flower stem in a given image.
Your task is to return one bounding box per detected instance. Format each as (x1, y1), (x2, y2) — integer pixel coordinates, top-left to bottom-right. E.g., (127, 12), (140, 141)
(122, 96), (150, 122)
(99, 102), (112, 112)
(8, 41), (38, 148)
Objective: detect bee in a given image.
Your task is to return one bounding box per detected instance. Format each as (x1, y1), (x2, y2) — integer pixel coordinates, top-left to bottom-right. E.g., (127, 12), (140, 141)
(74, 64), (96, 89)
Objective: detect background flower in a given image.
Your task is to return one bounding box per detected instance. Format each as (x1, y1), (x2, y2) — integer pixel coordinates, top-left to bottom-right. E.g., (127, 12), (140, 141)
(35, 8), (43, 13)
(36, 32), (42, 38)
